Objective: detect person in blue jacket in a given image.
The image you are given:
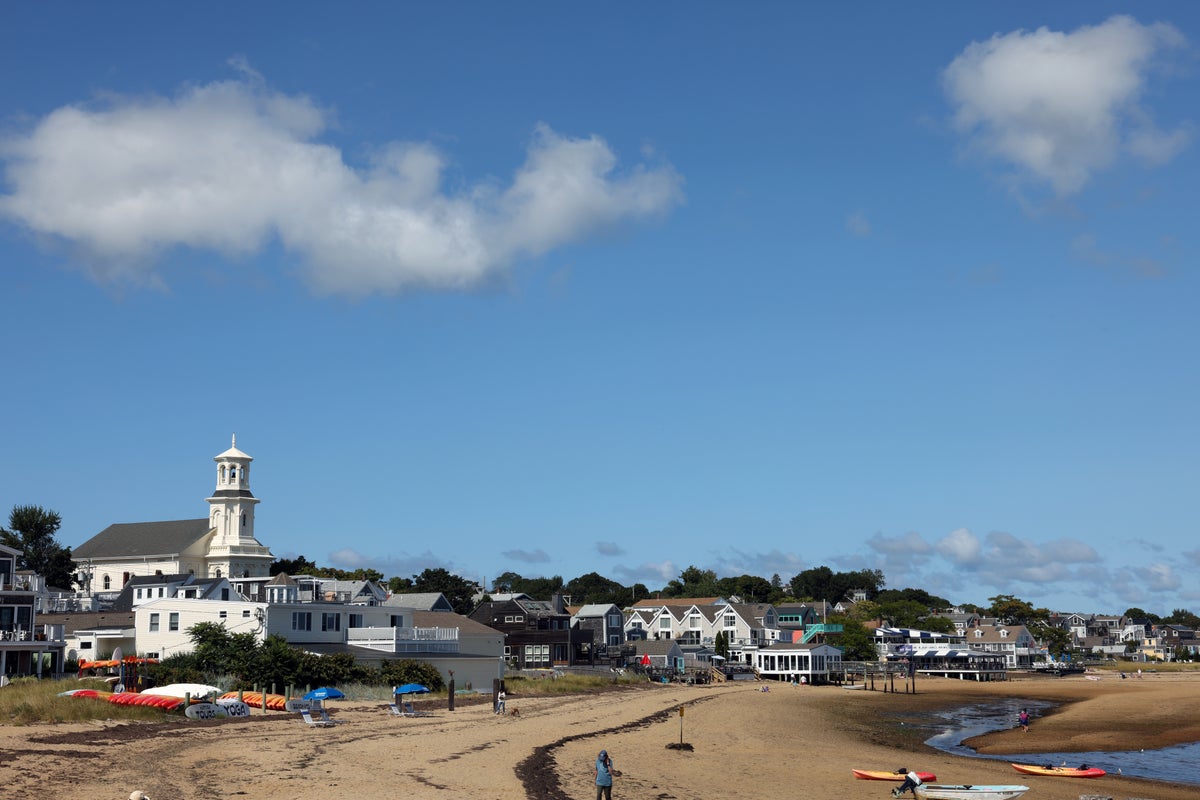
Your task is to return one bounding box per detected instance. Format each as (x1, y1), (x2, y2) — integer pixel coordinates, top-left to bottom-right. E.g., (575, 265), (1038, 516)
(594, 748), (615, 800)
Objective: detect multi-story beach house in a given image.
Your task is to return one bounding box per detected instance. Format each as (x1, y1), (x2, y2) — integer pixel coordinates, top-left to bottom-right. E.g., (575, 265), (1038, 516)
(569, 603), (626, 664)
(0, 543), (66, 678)
(469, 595), (585, 670)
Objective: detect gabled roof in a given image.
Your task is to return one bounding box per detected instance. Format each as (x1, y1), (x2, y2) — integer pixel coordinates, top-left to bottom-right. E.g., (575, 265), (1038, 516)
(574, 603), (621, 617)
(630, 638), (683, 656)
(384, 593), (454, 611)
(73, 519), (212, 559)
(631, 597), (724, 608)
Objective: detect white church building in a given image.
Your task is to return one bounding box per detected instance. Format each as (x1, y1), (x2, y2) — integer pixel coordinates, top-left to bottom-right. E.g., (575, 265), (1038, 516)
(73, 436), (275, 606)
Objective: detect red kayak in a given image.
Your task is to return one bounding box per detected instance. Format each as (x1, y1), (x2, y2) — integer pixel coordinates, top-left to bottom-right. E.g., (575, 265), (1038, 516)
(853, 769), (937, 782)
(1010, 763), (1105, 778)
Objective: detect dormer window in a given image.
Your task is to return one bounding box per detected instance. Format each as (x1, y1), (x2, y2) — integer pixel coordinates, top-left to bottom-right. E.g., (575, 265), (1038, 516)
(974, 629), (983, 638)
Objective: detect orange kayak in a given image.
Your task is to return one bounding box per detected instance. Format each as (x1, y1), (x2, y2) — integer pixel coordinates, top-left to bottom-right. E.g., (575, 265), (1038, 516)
(1010, 763), (1105, 778)
(853, 770), (937, 782)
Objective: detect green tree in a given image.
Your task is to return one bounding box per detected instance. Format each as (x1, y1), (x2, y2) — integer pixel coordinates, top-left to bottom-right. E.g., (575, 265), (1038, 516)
(1164, 608), (1200, 629)
(1031, 622), (1073, 660)
(412, 567), (478, 614)
(663, 566), (719, 598)
(987, 595), (1048, 626)
(1, 504), (75, 588)
(714, 630), (729, 660)
(716, 574), (774, 604)
(564, 572), (628, 606)
(832, 619), (878, 661)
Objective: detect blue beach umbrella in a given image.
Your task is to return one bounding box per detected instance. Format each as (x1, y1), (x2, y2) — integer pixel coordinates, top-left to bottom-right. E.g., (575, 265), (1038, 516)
(394, 683), (431, 696)
(304, 686), (346, 701)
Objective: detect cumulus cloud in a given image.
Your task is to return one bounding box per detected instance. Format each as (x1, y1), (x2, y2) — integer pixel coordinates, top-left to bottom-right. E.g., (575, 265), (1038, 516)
(714, 548), (806, 580)
(501, 548), (552, 564)
(0, 65), (683, 294)
(942, 15), (1189, 194)
(936, 527), (983, 565)
(595, 541), (625, 557)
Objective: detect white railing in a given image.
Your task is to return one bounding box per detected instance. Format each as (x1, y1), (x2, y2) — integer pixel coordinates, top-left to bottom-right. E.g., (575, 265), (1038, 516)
(347, 626), (459, 654)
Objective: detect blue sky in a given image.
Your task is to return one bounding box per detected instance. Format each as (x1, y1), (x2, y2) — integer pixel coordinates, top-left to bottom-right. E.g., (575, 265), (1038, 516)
(2, 4), (1197, 616)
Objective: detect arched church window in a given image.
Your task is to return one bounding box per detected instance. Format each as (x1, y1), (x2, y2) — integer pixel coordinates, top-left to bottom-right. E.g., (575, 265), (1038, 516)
(220, 465), (227, 483)
(215, 568), (222, 578)
(241, 512), (246, 528)
(230, 466), (237, 481)
(103, 574), (111, 590)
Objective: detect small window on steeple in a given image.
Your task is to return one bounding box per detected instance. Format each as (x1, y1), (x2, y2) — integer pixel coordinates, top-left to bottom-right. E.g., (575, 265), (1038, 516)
(230, 466), (237, 481)
(241, 513), (246, 527)
(220, 465), (227, 483)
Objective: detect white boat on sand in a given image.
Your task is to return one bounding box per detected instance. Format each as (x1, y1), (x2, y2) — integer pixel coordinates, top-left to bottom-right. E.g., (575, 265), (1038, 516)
(913, 785), (1029, 800)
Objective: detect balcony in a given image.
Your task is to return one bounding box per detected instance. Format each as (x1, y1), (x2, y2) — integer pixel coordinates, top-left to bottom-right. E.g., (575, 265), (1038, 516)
(347, 626), (459, 654)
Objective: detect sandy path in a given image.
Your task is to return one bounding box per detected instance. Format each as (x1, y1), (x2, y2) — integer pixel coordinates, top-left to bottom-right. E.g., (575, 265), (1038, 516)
(3, 672), (1198, 800)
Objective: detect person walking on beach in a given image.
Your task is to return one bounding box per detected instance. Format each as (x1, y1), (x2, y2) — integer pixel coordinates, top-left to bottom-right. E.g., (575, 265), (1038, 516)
(1018, 708), (1030, 733)
(594, 748), (615, 800)
(892, 768), (922, 797)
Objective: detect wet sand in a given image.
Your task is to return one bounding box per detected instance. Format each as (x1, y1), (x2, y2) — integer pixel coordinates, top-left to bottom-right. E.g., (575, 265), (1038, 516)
(4, 670), (1198, 800)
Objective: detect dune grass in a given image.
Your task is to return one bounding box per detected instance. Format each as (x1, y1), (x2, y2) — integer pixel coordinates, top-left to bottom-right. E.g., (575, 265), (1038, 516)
(0, 678), (173, 726)
(504, 671), (645, 696)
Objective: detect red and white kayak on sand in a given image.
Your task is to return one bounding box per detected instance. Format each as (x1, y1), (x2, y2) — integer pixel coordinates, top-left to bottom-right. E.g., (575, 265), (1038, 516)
(1010, 762), (1106, 778)
(853, 769), (937, 782)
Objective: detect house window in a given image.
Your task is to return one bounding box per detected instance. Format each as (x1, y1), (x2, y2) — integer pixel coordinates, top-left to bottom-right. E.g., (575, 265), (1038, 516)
(149, 613), (160, 632)
(243, 610), (251, 618)
(322, 613), (341, 632)
(292, 612), (312, 631)
(514, 615), (524, 623)
(724, 614), (735, 627)
(219, 610), (227, 620)
(158, 587), (165, 597)
(503, 645), (511, 656)
(505, 615), (514, 623)
(690, 614), (701, 628)
(136, 588), (142, 599)
(609, 613), (622, 627)
(660, 618), (671, 629)
(169, 613), (180, 632)
(80, 641), (93, 650)
(349, 614), (363, 628)
(104, 575), (111, 590)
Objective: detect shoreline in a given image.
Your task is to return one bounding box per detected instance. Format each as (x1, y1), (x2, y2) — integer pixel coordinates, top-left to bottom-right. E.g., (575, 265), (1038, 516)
(2, 673), (1198, 800)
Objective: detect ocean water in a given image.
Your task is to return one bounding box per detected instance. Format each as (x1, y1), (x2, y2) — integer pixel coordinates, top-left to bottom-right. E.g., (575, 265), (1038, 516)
(914, 698), (1200, 786)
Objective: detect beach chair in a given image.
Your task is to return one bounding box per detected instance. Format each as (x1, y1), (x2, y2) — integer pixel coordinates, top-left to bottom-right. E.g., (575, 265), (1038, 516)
(315, 707), (338, 724)
(401, 701), (430, 717)
(299, 709), (334, 728)
(388, 703), (403, 716)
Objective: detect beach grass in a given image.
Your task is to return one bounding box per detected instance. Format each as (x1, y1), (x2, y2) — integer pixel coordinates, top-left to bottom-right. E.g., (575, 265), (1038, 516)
(0, 678), (172, 725)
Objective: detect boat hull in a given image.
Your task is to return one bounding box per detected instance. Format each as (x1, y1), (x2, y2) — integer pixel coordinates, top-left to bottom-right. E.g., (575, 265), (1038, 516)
(1011, 762), (1105, 778)
(915, 785), (1028, 800)
(853, 770), (937, 782)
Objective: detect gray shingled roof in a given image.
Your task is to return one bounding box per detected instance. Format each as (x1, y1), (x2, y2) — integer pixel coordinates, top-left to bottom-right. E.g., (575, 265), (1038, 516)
(73, 519), (212, 559)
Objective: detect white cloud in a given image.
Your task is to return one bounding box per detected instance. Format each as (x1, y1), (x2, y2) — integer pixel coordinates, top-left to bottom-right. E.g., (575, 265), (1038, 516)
(595, 541), (625, 557)
(715, 548), (806, 580)
(612, 560), (676, 587)
(845, 211), (872, 238)
(942, 15), (1189, 194)
(0, 68), (683, 295)
(936, 527), (983, 565)
(325, 546), (453, 580)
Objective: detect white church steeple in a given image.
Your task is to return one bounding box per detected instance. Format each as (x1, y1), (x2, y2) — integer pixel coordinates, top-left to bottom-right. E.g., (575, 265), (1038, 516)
(205, 434), (267, 577)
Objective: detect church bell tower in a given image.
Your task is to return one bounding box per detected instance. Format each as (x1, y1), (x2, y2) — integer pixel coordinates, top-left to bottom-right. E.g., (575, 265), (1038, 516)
(204, 434), (271, 578)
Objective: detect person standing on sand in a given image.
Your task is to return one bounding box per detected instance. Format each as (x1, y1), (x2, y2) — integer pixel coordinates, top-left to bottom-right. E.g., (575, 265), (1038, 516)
(1019, 708), (1030, 732)
(594, 748), (615, 800)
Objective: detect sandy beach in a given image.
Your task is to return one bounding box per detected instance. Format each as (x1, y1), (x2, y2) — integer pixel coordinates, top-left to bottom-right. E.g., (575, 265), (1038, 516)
(5, 671), (1199, 800)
